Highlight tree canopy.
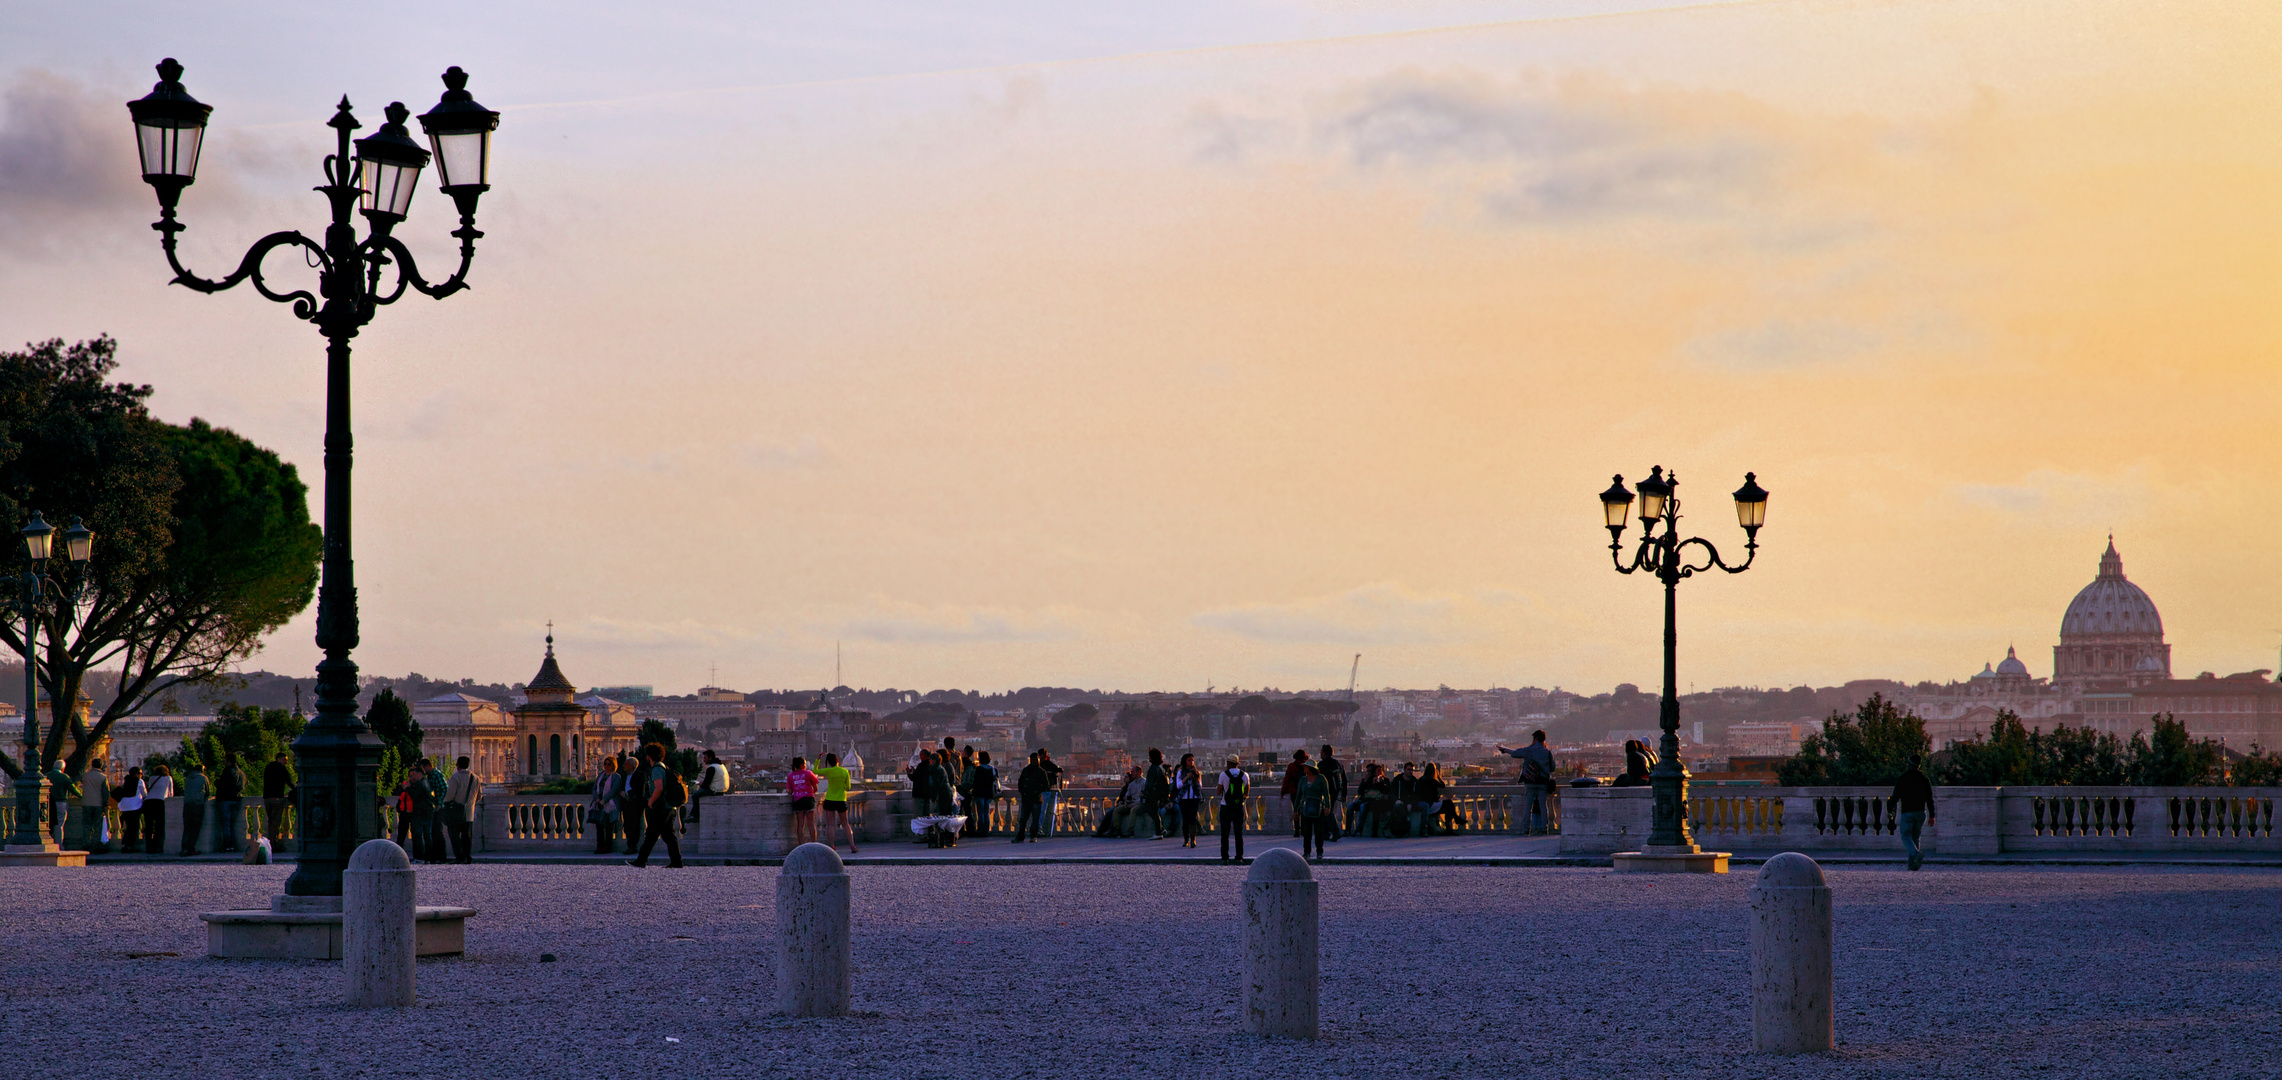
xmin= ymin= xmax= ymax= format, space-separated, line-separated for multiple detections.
xmin=1776 ymin=693 xmax=1930 ymax=786
xmin=364 ymin=688 xmax=422 ymax=766
xmin=0 ymin=337 xmax=321 ymax=779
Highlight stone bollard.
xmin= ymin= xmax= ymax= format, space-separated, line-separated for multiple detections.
xmin=1749 ymin=852 xmax=1833 ymax=1054
xmin=344 ymin=839 xmax=418 ymax=1008
xmin=775 ymin=842 xmax=852 ymax=1016
xmin=1241 ymin=847 xmax=1318 ymax=1039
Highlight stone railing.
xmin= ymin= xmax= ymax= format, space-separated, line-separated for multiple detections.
xmin=6 ymin=797 xmax=301 ymax=854
xmin=1559 ymin=785 xmax=2282 ymax=855
xmin=471 ymin=785 xmax=1536 ymax=857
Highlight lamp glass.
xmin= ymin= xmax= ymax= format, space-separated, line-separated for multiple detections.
xmin=1639 ymin=488 xmax=1667 ymax=522
xmin=1731 ymin=472 xmax=1769 ymax=529
xmin=358 ymin=157 xmax=422 ymax=219
xmin=62 ymin=519 xmax=93 ymax=563
xmin=429 ymin=129 xmax=490 ymax=191
xmin=21 ymin=519 xmax=53 ymax=562
xmin=135 ymin=120 xmax=203 ymax=180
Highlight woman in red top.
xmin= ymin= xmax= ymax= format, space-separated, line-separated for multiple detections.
xmin=785 ymin=757 xmax=822 ymax=846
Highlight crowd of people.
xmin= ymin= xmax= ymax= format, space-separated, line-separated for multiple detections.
xmin=388 ymin=755 xmax=482 ymax=864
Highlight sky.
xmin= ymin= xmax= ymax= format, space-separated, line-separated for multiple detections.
xmin=1 ymin=1 xmax=2277 ymax=697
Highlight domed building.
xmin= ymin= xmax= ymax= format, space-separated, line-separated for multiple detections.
xmin=2052 ymin=538 xmax=2170 ymax=689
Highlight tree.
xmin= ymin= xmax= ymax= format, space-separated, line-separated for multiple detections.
xmin=1777 ymin=694 xmax=1929 ymax=786
xmin=364 ymin=688 xmax=422 ymax=766
xmin=2128 ymin=714 xmax=2224 ymax=786
xmin=638 ymin=717 xmax=677 ymax=752
xmin=0 ymin=337 xmax=321 ymax=780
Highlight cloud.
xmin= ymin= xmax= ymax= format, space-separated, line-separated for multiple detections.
xmin=836 ymin=602 xmax=1081 ymax=644
xmin=0 ymin=71 xmax=149 ymax=250
xmin=1317 ymin=70 xmax=1784 ymax=223
xmin=1948 ymin=468 xmax=2152 ymax=524
xmin=1191 ymin=583 xmax=1478 ymax=646
xmin=739 ymin=435 xmax=832 ymax=469
xmin=556 ymin=616 xmax=761 ymax=651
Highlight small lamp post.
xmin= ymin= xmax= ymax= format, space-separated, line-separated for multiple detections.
xmin=8 ymin=513 xmax=94 ymax=852
xmin=1601 ymin=468 xmax=1768 ymax=857
xmin=128 ymin=59 xmax=500 ymax=897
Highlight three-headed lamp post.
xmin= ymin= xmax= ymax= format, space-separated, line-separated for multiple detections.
xmin=8 ymin=513 xmax=94 ymax=852
xmin=1599 ymin=467 xmax=1769 ymax=853
xmin=127 ymin=59 xmax=499 ymax=895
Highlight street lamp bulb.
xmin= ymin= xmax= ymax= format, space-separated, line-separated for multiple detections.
xmin=19 ymin=511 xmax=53 ymax=563
xmin=1636 ymin=467 xmax=1671 ymax=523
xmin=417 ymin=66 xmax=500 ymax=216
xmin=61 ymin=517 xmax=93 ymax=563
xmin=353 ymin=102 xmax=431 ymax=223
xmin=126 ymin=58 xmax=212 ymax=210
xmin=1732 ymin=472 xmax=1769 ymax=532
xmin=1599 ymin=475 xmax=1634 ymax=532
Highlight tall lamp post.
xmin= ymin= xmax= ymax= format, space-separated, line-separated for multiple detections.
xmin=7 ymin=513 xmax=94 ymax=853
xmin=1600 ymin=467 xmax=1768 ymax=858
xmin=128 ymin=60 xmax=500 ymax=896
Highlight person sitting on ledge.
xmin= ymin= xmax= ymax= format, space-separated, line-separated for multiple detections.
xmin=1409 ymin=761 xmax=1450 ymax=838
xmin=1611 ymin=739 xmax=1655 ymax=788
xmin=1350 ymin=762 xmax=1393 ymax=837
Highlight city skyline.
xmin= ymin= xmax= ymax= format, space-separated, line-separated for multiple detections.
xmin=2 ymin=2 xmax=2277 ymax=695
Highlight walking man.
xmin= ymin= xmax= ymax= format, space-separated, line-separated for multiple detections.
xmin=1217 ymin=757 xmax=1250 ymax=863
xmin=444 ymin=755 xmax=480 ymax=863
xmin=1498 ymin=730 xmax=1558 ymax=835
xmin=261 ymin=751 xmax=294 ymax=842
xmin=1280 ymin=749 xmax=1310 ymax=837
xmin=1317 ymin=745 xmax=1347 ymax=841
xmin=1892 ymin=754 xmax=1936 ymax=871
xmin=629 ymin=743 xmax=686 ymax=868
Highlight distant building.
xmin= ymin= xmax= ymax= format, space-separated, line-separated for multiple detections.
xmin=502 ymin=635 xmax=642 ymax=784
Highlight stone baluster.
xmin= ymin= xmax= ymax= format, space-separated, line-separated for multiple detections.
xmin=777 ymin=842 xmax=852 ymax=1017
xmin=1749 ymin=852 xmax=1833 ymax=1054
xmin=1241 ymin=847 xmax=1317 ymax=1039
xmin=344 ymin=838 xmax=417 ymax=1008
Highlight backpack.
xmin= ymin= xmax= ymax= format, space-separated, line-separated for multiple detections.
xmin=660 ymin=768 xmax=689 ymax=808
xmin=1222 ymin=769 xmax=1249 ymax=804
xmin=1518 ymin=753 xmax=1551 ymax=786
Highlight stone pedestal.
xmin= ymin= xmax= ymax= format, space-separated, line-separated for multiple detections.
xmin=1612 ymin=844 xmax=1731 ymax=873
xmin=1749 ymin=853 xmax=1834 ymax=1054
xmin=775 ymin=843 xmax=852 ymax=1017
xmin=1 ymin=842 xmax=89 ymax=867
xmin=1241 ymin=848 xmax=1318 ymax=1039
xmin=344 ymin=839 xmax=417 ymax=1007
xmin=1557 ymin=786 xmax=1653 ymax=854
xmin=202 ymin=889 xmax=474 ymax=959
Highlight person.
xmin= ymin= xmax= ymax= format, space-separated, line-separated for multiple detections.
xmin=818 ymin=752 xmax=857 ymax=854
xmin=178 ymin=761 xmax=208 ymax=856
xmin=786 ymin=756 xmax=821 ymax=847
xmin=967 ymin=751 xmax=998 ymax=837
xmin=1098 ymin=766 xmax=1146 ymax=838
xmin=629 ymin=743 xmax=686 ymax=868
xmin=1611 ymin=740 xmax=1654 ymax=787
xmin=417 ymin=757 xmax=448 ymax=863
xmin=390 ymin=769 xmax=414 ymax=847
xmin=956 ymin=746 xmax=980 ymax=835
xmin=1893 ymin=753 xmax=1936 ymax=871
xmin=1418 ymin=762 xmax=1460 ymax=835
xmin=144 ymin=764 xmax=174 ymax=854
xmin=1389 ymin=762 xmax=1423 ymax=837
xmin=45 ymin=761 xmax=77 ymax=852
xmin=1013 ymin=750 xmax=1050 ymax=844
xmin=618 ymin=751 xmax=648 ymax=855
xmin=403 ymin=761 xmax=440 ymax=863
xmin=79 ymin=759 xmax=112 ymax=853
xmin=1352 ymin=762 xmax=1394 ymax=837
xmin=1280 ymin=750 xmax=1310 ymax=837
xmin=1174 ymin=753 xmax=1203 ymax=848
xmin=694 ymin=749 xmax=731 ymax=823
xmin=590 ymin=756 xmax=623 ymax=854
xmin=1034 ymin=749 xmax=1063 ymax=838
xmin=1498 ymin=730 xmax=1558 ymax=835
xmin=116 ymin=766 xmax=147 ymax=853
xmin=262 ymin=751 xmax=294 ymax=842
xmin=1296 ymin=761 xmax=1333 ymax=861
xmin=444 ymin=755 xmax=479 ymax=863
xmin=1217 ymin=757 xmax=1250 ymax=863
xmin=212 ymin=760 xmax=242 ymax=853
xmin=1317 ymin=745 xmax=1347 ymax=842
xmin=909 ymin=749 xmax=953 ymax=817
xmin=1142 ymin=748 xmax=1172 ymax=840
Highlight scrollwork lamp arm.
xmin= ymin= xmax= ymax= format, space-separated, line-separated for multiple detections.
xmin=155 ymin=219 xmax=329 ymax=319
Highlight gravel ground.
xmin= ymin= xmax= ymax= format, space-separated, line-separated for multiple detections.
xmin=4 ymin=862 xmax=2277 ymax=1079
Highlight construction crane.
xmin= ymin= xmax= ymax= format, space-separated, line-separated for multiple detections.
xmin=1347 ymin=654 xmax=1362 ymax=701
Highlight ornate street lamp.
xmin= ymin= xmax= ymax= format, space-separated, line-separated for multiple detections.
xmin=128 ymin=60 xmax=500 ymax=896
xmin=1601 ymin=467 xmax=1767 ymax=856
xmin=8 ymin=513 xmax=94 ymax=852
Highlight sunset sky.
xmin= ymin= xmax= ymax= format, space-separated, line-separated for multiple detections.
xmin=1 ymin=1 xmax=2276 ymax=696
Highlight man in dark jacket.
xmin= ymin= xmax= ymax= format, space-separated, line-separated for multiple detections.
xmin=261 ymin=751 xmax=294 ymax=842
xmin=1317 ymin=745 xmax=1347 ymax=841
xmin=1142 ymin=749 xmax=1172 ymax=839
xmin=213 ymin=762 xmax=243 ymax=853
xmin=1892 ymin=755 xmax=1936 ymax=871
xmin=1013 ymin=751 xmax=1051 ymax=843
xmin=1281 ymin=750 xmax=1310 ymax=836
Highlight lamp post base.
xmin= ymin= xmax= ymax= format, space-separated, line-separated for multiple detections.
xmin=1612 ymin=848 xmax=1729 ymax=874
xmin=1 ymin=843 xmax=89 ymax=867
